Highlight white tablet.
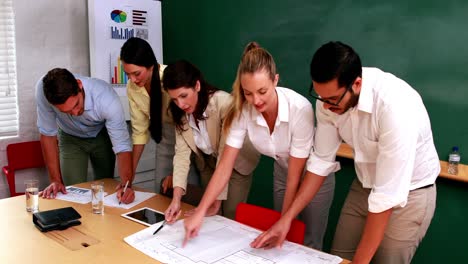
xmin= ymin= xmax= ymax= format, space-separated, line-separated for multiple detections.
xmin=121 ymin=207 xmax=165 ymax=226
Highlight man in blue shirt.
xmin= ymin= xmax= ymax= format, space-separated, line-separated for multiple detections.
xmin=36 ymin=68 xmax=135 ymax=203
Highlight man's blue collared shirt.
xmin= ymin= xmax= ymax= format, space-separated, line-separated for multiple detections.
xmin=36 ymin=75 xmax=132 ymax=154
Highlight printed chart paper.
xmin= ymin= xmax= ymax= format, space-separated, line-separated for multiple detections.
xmin=55 ymin=186 xmax=107 ymax=204
xmin=125 ymin=215 xmax=343 ymax=264
xmin=104 ymin=191 xmax=155 ymax=209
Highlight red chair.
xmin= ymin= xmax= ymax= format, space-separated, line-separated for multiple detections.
xmin=2 ymin=141 xmax=45 ymax=197
xmin=235 ymin=202 xmax=306 ymax=244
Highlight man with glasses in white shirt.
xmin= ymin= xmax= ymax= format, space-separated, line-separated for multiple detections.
xmin=252 ymin=41 xmax=439 ymax=264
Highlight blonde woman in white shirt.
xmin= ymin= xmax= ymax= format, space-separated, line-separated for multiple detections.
xmin=183 ymin=42 xmax=335 ymax=249
xmin=162 ymin=60 xmax=260 ymax=222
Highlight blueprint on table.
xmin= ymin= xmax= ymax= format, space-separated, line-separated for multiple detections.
xmin=124 ymin=215 xmax=343 ymax=264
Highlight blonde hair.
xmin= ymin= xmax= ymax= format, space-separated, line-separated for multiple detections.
xmin=223 ymin=42 xmax=277 ymax=135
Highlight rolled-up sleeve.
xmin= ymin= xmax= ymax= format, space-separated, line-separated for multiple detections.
xmin=368 ymin=100 xmax=417 ymax=213
xmin=289 ymin=102 xmax=314 ymax=158
xmin=101 ymin=93 xmax=132 ymax=154
xmin=225 ymin=112 xmax=247 ymax=149
xmin=306 ymin=102 xmax=341 ymax=176
xmin=36 ymin=77 xmax=59 ymax=136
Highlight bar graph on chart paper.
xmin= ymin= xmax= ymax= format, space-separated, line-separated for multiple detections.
xmin=111 ymin=26 xmax=134 ymax=40
xmin=110 ymin=51 xmax=127 ymax=85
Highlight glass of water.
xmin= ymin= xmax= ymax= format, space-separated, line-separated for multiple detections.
xmin=25 ymin=179 xmax=39 ymax=213
xmin=91 ymin=182 xmax=104 ymax=214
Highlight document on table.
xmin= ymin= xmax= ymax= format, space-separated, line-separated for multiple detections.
xmin=103 ymin=191 xmax=155 ymax=209
xmin=55 ymin=186 xmax=107 ymax=204
xmin=124 ymin=215 xmax=343 ymax=264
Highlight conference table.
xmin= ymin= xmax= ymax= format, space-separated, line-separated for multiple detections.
xmin=0 ymin=178 xmax=349 ymax=263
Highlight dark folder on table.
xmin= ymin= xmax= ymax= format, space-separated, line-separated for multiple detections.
xmin=33 ymin=207 xmax=81 ymax=232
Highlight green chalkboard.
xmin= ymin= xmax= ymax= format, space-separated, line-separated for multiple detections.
xmin=163 ymin=0 xmax=468 ymax=160
xmin=162 ymin=1 xmax=468 ymax=262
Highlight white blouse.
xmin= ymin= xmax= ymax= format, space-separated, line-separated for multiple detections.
xmin=188 ymin=112 xmax=213 ymax=155
xmin=226 ymin=87 xmax=314 ymax=169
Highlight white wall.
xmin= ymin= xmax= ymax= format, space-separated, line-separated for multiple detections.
xmin=0 ymin=0 xmax=89 ymax=198
xmin=0 ymin=0 xmax=157 ymax=198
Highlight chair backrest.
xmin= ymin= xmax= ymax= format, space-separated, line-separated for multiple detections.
xmin=235 ymin=202 xmax=306 ymax=245
xmin=3 ymin=141 xmax=45 ymax=196
xmin=6 ymin=141 xmax=44 ymax=170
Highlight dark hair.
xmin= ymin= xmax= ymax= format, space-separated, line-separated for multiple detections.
xmin=310 ymin=41 xmax=362 ymax=87
xmin=43 ymin=68 xmax=80 ymax=105
xmin=120 ymin=37 xmax=162 ymax=143
xmin=162 ymin=60 xmax=219 ymax=131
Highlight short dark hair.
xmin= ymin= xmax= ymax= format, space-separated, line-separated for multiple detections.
xmin=310 ymin=41 xmax=362 ymax=87
xmin=120 ymin=37 xmax=162 ymax=143
xmin=43 ymin=68 xmax=80 ymax=105
xmin=163 ymin=60 xmax=218 ymax=132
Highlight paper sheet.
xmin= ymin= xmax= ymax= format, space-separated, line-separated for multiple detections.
xmin=103 ymin=191 xmax=155 ymax=209
xmin=55 ymin=186 xmax=107 ymax=204
xmin=124 ymin=215 xmax=343 ymax=264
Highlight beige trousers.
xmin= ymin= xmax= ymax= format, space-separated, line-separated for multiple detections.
xmin=331 ymin=179 xmax=436 ymax=264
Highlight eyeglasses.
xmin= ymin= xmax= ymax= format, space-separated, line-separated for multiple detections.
xmin=308 ymin=82 xmax=352 ymax=107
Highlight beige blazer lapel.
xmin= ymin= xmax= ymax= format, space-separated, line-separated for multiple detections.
xmin=181 ymin=91 xmax=231 ymax=160
xmin=205 ymin=102 xmax=221 ymax=155
xmin=180 ymin=118 xmax=200 ymax=156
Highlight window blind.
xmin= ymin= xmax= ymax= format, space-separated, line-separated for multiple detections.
xmin=0 ymin=0 xmax=18 ymax=137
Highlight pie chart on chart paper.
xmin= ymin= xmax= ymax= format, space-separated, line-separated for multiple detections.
xmin=111 ymin=10 xmax=127 ymax=23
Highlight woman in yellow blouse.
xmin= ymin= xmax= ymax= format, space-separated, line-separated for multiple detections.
xmin=162 ymin=60 xmax=259 ymax=221
xmin=120 ymin=37 xmax=199 ymax=192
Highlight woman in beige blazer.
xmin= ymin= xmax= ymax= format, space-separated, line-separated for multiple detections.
xmin=162 ymin=60 xmax=259 ymax=222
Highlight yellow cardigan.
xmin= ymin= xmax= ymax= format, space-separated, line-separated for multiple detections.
xmin=127 ymin=64 xmax=170 ymax=145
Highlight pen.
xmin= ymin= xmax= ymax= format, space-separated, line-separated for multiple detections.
xmin=119 ymin=180 xmax=129 ymax=205
xmin=153 ymin=220 xmax=166 ymax=235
